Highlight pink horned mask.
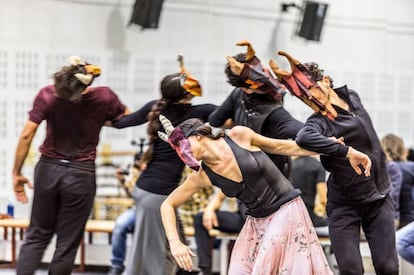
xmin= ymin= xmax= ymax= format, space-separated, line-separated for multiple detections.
xmin=268 ymin=51 xmax=337 ymax=120
xmin=158 ymin=115 xmax=200 ymax=171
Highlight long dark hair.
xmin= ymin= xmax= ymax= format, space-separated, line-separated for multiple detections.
xmin=146 ymin=73 xmax=189 ymax=159
xmin=54 ymin=65 xmax=88 ymax=101
xmin=303 ymin=62 xmax=334 ymax=88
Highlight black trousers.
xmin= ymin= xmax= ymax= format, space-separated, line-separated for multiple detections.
xmin=193 ymin=210 xmax=245 ymax=270
xmin=327 ymin=196 xmax=399 ymax=275
xmin=16 ymin=157 xmax=96 ymax=275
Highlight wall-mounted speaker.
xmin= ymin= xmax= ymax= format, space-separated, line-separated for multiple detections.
xmin=297 ymin=1 xmax=329 ymax=41
xmin=129 ymin=0 xmax=164 ymax=29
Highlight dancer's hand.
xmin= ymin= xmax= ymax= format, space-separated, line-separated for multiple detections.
xmin=346 ymin=147 xmax=371 ymax=177
xmin=13 ymin=174 xmax=33 ymax=204
xmin=329 ymin=136 xmax=344 ymax=145
xmin=169 ymin=239 xmax=196 ymax=272
xmin=203 ymin=208 xmax=219 ymax=231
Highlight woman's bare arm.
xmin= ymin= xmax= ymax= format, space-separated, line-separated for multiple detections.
xmin=160 ymin=171 xmax=212 ymax=271
xmin=229 ymin=126 xmax=371 ymax=177
xmin=230 ymin=126 xmax=315 ymax=156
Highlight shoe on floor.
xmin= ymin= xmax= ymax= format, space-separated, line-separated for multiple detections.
xmin=107 ymin=266 xmax=124 ymax=275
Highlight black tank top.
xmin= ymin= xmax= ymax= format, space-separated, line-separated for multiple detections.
xmin=201 ymin=136 xmax=301 ymax=218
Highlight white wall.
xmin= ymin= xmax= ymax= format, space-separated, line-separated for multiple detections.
xmin=1 ymin=0 xmax=414 ymax=211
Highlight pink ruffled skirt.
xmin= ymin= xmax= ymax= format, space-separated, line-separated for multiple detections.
xmin=228 ymin=197 xmax=333 ymax=275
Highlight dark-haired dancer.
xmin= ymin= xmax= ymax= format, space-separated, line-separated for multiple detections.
xmin=209 ymin=40 xmax=303 ymax=177
xmin=158 ymin=116 xmax=371 ymax=274
xmin=197 ymin=41 xmax=304 ymax=274
xmin=111 ymin=56 xmax=216 ymax=275
xmin=270 ymin=52 xmax=399 ymax=275
xmin=12 ymin=56 xmax=129 ymax=275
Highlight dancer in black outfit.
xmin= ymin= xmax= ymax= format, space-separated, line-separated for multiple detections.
xmin=270 ymin=51 xmax=399 ymax=275
xmin=111 ymin=56 xmax=216 ymax=275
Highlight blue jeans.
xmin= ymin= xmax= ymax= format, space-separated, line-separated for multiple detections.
xmin=396 ymin=221 xmax=414 ymax=265
xmin=110 ymin=208 xmax=136 ymax=271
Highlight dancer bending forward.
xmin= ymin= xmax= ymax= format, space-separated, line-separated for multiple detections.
xmin=159 ymin=116 xmax=371 ymax=275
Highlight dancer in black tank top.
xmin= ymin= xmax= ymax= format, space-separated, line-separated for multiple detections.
xmin=158 ymin=117 xmax=371 ymax=274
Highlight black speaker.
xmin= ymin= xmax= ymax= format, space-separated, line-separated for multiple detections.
xmin=129 ymin=0 xmax=164 ymax=29
xmin=297 ymin=1 xmax=329 ymax=41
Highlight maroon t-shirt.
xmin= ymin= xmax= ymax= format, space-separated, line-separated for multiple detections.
xmin=29 ymin=85 xmax=126 ymax=161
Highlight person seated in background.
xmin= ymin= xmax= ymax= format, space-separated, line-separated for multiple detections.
xmin=381 ymin=133 xmax=414 ymax=229
xmin=178 ymin=167 xmax=214 ymax=232
xmin=407 ymin=148 xmax=414 ymax=162
xmin=108 ymin=151 xmax=148 ymax=275
xmin=381 ymin=134 xmax=414 ymax=266
xmin=380 ymin=134 xmax=403 ymax=227
xmin=175 ymin=166 xmax=215 ymax=275
xmin=192 ymin=189 xmax=246 ymax=275
xmin=290 ymin=155 xmax=328 ymax=228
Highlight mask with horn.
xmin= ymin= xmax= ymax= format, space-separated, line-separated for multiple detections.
xmin=158 ymin=115 xmax=200 ymax=171
xmin=268 ymin=51 xmax=337 ymax=120
xmin=68 ymin=56 xmax=101 ymax=86
xmin=178 ymin=55 xmax=202 ymax=97
xmin=225 ymin=40 xmax=286 ymax=102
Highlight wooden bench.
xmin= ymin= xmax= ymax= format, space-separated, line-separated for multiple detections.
xmin=93 ymin=197 xmax=134 ymax=220
xmin=0 ymin=219 xmax=336 ymax=273
xmin=0 ymin=218 xmax=114 ymax=271
xmin=78 ymin=220 xmax=115 ymax=271
xmin=0 ymin=218 xmax=29 ymax=267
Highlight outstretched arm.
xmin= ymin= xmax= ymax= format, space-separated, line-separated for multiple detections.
xmin=296 ymin=123 xmax=371 ymax=177
xmin=12 ymin=120 xmax=38 ymax=203
xmin=231 ymin=126 xmax=371 ymax=176
xmin=109 ymin=100 xmax=157 ymax=128
xmin=161 ymin=171 xmax=212 ymax=271
xmin=235 ymin=126 xmax=315 ymax=156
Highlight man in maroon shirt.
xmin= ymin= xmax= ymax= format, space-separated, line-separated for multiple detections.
xmin=12 ymin=56 xmax=129 ymax=275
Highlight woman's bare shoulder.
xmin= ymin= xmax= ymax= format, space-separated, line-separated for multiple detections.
xmin=227 ymin=126 xmax=255 ymax=148
xmin=228 ymin=125 xmax=254 ymax=137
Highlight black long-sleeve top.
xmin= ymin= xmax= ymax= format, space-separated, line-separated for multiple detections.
xmin=113 ymin=100 xmax=217 ymax=195
xmin=209 ymin=88 xmax=304 ymax=176
xmin=296 ymin=85 xmax=390 ymax=204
